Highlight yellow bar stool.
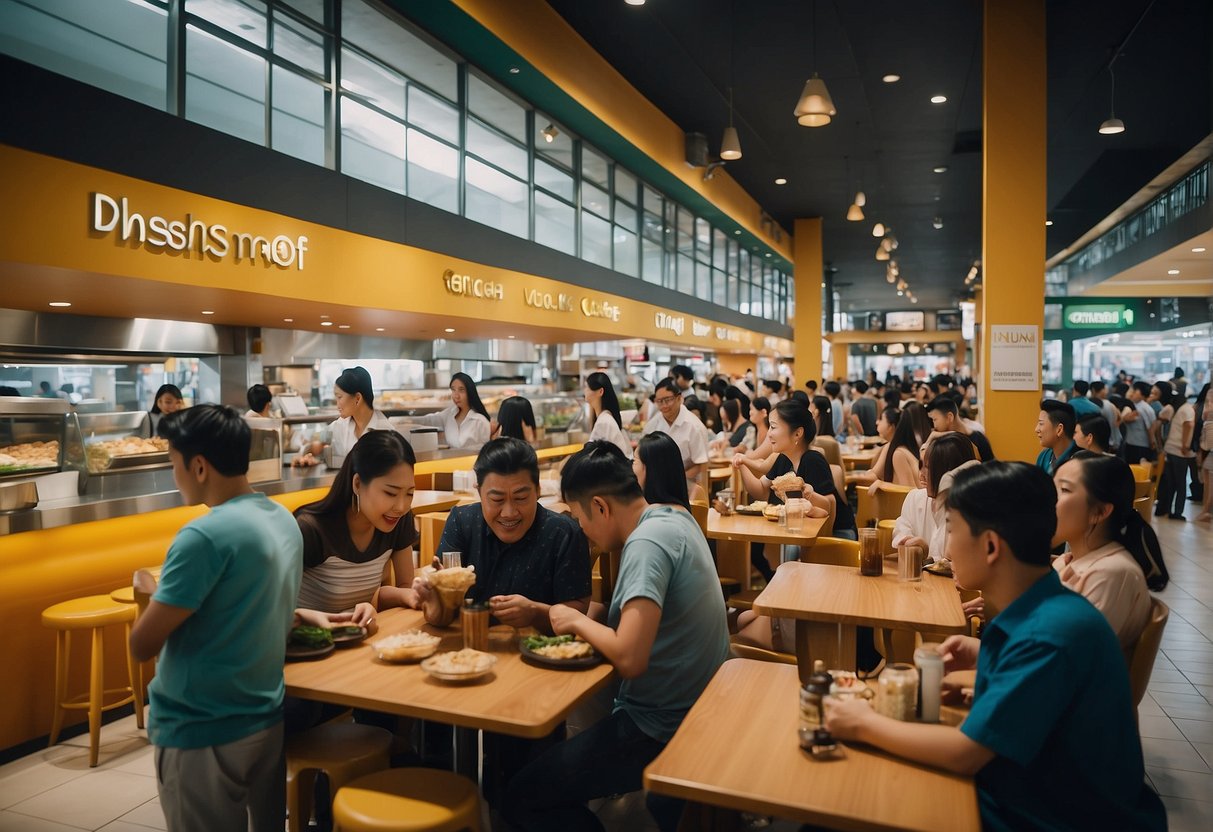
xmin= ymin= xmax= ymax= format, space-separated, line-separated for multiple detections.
xmin=287 ymin=723 xmax=393 ymax=832
xmin=40 ymin=595 xmax=138 ymax=767
xmin=332 ymin=768 xmax=483 ymax=832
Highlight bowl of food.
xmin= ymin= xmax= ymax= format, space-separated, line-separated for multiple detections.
xmin=420 ymin=648 xmax=497 ymax=682
xmin=372 ymin=629 xmax=442 ymax=662
xmin=286 ymin=625 xmax=335 ymax=660
xmin=421 ymin=565 xmax=477 ymax=627
xmin=763 ymin=505 xmax=784 ymax=523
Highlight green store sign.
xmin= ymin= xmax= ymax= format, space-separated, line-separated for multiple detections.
xmin=1063 ymin=304 xmax=1134 ymax=330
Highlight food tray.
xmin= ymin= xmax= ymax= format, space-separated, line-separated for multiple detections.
xmin=519 ymin=641 xmax=602 ymax=670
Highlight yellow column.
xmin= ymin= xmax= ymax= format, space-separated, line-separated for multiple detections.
xmin=793 ymin=218 xmax=825 ymax=387
xmin=981 ymin=0 xmax=1046 ymax=462
xmin=830 ymin=342 xmax=849 ymax=381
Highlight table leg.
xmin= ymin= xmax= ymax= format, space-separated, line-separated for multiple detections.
xmin=715 ymin=539 xmax=749 ymax=588
xmin=794 ymin=621 xmax=858 ymax=683
xmin=452 ymin=726 xmax=480 ymax=783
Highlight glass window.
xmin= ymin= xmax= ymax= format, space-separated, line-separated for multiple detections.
xmin=583 ymin=182 xmax=610 ymax=219
xmin=738 ymin=281 xmax=750 ymax=315
xmin=272 ymin=66 xmax=325 ymax=165
xmin=614 ymin=198 xmax=637 ymax=233
xmin=676 ymin=254 xmax=694 ymax=295
xmin=407 ymin=84 xmax=458 ymax=144
xmin=342 ymin=0 xmax=456 ymax=101
xmin=466 ymin=119 xmax=527 ymax=179
xmin=712 ymin=268 xmax=727 ymax=306
xmin=406 ymin=128 xmax=458 ymax=213
xmin=0 ymin=0 xmax=168 ymax=110
xmin=186 ymin=23 xmax=265 ymax=145
xmin=465 ymin=158 xmax=527 ymax=238
xmin=535 ymin=116 xmax=573 ymax=168
xmin=281 ymin=0 xmax=324 ymax=24
xmin=341 ymin=47 xmax=404 ymax=119
xmin=641 ymin=210 xmax=663 ymax=244
xmin=340 ymin=95 xmax=405 ymax=194
xmin=535 ymin=158 xmax=574 ymax=202
xmin=615 ymin=167 xmax=637 ymax=204
xmin=467 ymin=72 xmax=525 ymax=143
xmin=581 ymin=210 xmax=611 ymax=267
xmin=695 ymin=217 xmax=712 ymax=263
xmin=273 ymin=8 xmax=324 ymax=75
xmin=534 ymin=192 xmax=576 ymax=256
xmin=713 ymin=229 xmax=727 ymax=270
xmin=642 ymin=238 xmax=663 ymax=285
xmin=187 ymin=0 xmax=267 ymax=48
xmin=582 ymin=147 xmax=609 ymax=189
xmin=614 ymin=226 xmax=638 ymax=277
xmin=644 ymin=186 xmax=663 ymax=217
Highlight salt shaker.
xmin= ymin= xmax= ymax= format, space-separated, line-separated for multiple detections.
xmin=915 ymin=643 xmax=944 ymax=723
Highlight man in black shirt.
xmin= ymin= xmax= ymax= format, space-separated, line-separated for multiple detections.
xmin=416 ymin=438 xmax=590 ymax=632
xmin=926 ymin=396 xmax=996 ymax=462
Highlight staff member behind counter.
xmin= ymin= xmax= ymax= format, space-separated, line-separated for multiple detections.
xmin=149 ymin=384 xmax=185 ymax=435
xmin=294 ymin=366 xmax=393 ymax=467
xmin=413 ymin=372 xmax=492 ymax=449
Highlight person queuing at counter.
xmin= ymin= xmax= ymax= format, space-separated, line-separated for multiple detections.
xmin=148 ymin=383 xmax=185 ymax=435
xmin=416 ymin=437 xmax=590 ymax=631
xmin=1121 ymin=381 xmax=1158 ymax=464
xmin=130 ymin=405 xmax=303 ymax=832
xmin=585 ymin=371 xmax=633 ymax=459
xmin=1089 ymin=381 xmax=1122 ymax=453
xmin=634 ymin=432 xmax=706 ymax=506
xmin=245 ymin=383 xmax=273 ymax=419
xmin=853 ymin=407 xmax=921 ymax=489
xmin=1068 ymin=379 xmax=1102 ymax=417
xmin=414 ymin=371 xmax=491 ymax=449
xmin=1052 ymin=452 xmax=1168 ymax=654
xmin=1034 ymin=399 xmax=1078 ymax=476
xmin=927 ymin=395 xmax=995 ymax=461
xmin=293 ymin=366 xmax=392 ymax=467
xmin=641 ymin=378 xmax=709 ymax=483
xmin=1156 ymin=386 xmax=1196 ymax=520
xmin=825 ymin=463 xmax=1167 ymax=832
xmin=1074 ymin=413 xmax=1113 ymax=455
xmin=494 ymin=395 xmax=537 ymax=442
xmin=503 ymin=441 xmax=731 ymax=832
xmin=294 ymin=430 xmax=420 ymax=619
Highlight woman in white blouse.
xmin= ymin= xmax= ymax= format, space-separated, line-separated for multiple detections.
xmin=891 ymin=432 xmax=979 ymax=562
xmin=584 ymin=372 xmax=633 ymax=459
xmin=294 ymin=366 xmax=393 ymax=467
xmin=415 ymin=372 xmax=491 ymax=449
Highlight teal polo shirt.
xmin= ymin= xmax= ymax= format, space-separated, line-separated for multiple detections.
xmin=961 ymin=571 xmax=1165 ymax=832
xmin=1035 ymin=441 xmax=1078 ymax=475
xmin=1069 ymin=396 xmax=1102 ymax=417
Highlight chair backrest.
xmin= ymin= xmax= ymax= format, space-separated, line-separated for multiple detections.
xmin=1128 ymin=463 xmax=1151 ymax=483
xmin=729 ymin=640 xmax=797 ymax=665
xmin=689 ymin=500 xmax=709 ymax=536
xmin=1148 ymin=457 xmax=1166 ymax=501
xmin=813 ymin=437 xmax=843 ymax=468
xmin=1132 ymin=495 xmax=1151 ymax=522
xmin=873 ymin=484 xmax=914 ymax=522
xmin=829 ymin=464 xmax=845 ymax=503
xmin=1132 ymin=480 xmax=1152 ymax=501
xmin=1129 ymin=597 xmax=1169 ymax=707
xmin=876 ymin=519 xmax=897 ymax=555
xmin=801 ymin=536 xmax=860 ymax=567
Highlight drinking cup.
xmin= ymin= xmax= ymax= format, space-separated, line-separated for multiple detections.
xmin=442 ymin=551 xmax=462 ymax=570
xmin=898 ymin=544 xmax=924 ymax=582
xmin=859 ymin=528 xmax=882 ymax=576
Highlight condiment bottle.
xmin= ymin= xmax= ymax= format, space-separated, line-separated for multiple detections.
xmin=915 ymin=643 xmax=944 ymax=723
xmin=461 ymin=599 xmax=489 ymax=652
xmin=876 ymin=663 xmax=919 ymax=722
xmin=798 ymin=660 xmax=833 ymax=749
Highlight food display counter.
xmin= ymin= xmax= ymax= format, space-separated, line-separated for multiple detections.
xmin=0 ymin=396 xmax=88 ymax=502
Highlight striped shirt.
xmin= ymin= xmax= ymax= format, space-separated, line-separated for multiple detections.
xmin=295 ymin=510 xmax=416 ymax=613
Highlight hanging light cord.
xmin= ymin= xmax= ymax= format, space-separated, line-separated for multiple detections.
xmin=1098 ymin=1 xmax=1156 ymax=117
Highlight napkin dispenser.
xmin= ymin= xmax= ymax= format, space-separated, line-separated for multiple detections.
xmin=399 ymin=425 xmax=439 ymax=453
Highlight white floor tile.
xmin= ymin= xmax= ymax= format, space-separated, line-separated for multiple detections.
xmin=6 ymin=770 xmax=158 ymax=830
xmin=96 ymin=823 xmax=165 ymax=832
xmin=1142 ymin=737 xmax=1211 ymax=773
xmin=0 ymin=811 xmax=89 ymax=832
xmin=1138 ymin=714 xmax=1186 ymax=741
xmin=1149 ymin=766 xmax=1213 ymax=802
xmin=1175 ymin=718 xmax=1213 ymax=745
xmin=117 ymin=798 xmax=165 ymax=831
xmin=0 ymin=749 xmax=89 ymax=810
xmin=1159 ymin=796 xmax=1213 ymax=832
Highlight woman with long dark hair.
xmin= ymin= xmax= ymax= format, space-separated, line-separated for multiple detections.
xmin=149 ymin=383 xmax=185 ymax=434
xmin=294 ymin=430 xmax=420 ymax=621
xmin=710 ymin=398 xmax=756 ymax=455
xmin=495 ymin=396 xmax=536 ymax=442
xmin=584 ymin=372 xmax=632 ymax=458
xmin=902 ymin=400 xmax=932 ymax=447
xmin=416 ymin=371 xmax=491 ymax=448
xmin=1053 ymin=451 xmax=1168 ymax=652
xmin=634 ymin=432 xmax=704 ymax=508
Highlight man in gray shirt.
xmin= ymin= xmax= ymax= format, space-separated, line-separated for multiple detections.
xmin=850 ymin=380 xmax=879 ymax=437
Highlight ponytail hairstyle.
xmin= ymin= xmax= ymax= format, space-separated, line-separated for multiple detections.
xmin=752 ymin=396 xmax=772 ymax=429
xmin=1069 ymin=451 xmax=1168 ymax=590
xmin=724 ymin=385 xmax=751 ymax=420
xmin=296 ymin=430 xmax=416 ymax=519
xmin=881 ymin=407 xmax=921 ymax=482
xmin=773 ymin=399 xmax=816 ymax=447
xmin=901 ymin=400 xmax=932 ymax=446
xmin=810 ymin=395 xmax=833 ymax=437
xmin=451 ymin=372 xmax=489 ymax=421
xmin=721 ymin=399 xmax=742 ymax=430
xmin=585 ymin=371 xmax=623 ymax=429
xmin=335 ymin=366 xmax=375 ymax=407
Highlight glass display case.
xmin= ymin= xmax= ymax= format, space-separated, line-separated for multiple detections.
xmin=530 ymin=394 xmax=587 ymax=433
xmin=0 ymin=397 xmax=87 ymax=495
xmin=77 ymin=411 xmax=166 ymax=474
xmin=243 ymin=416 xmax=283 ymax=484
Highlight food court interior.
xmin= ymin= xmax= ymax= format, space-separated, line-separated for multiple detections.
xmin=0 ymin=1 xmax=1211 ymax=831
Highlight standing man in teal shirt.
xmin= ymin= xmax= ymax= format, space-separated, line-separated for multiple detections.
xmin=503 ymin=441 xmax=730 ymax=832
xmin=826 ymin=462 xmax=1165 ymax=831
xmin=131 ymin=405 xmax=303 ymax=832
xmin=1034 ymin=399 xmax=1079 ymax=475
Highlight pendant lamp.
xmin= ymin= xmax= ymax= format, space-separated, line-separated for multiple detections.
xmin=847 ymin=203 xmax=864 ymax=221
xmin=721 ymin=87 xmax=742 ymax=159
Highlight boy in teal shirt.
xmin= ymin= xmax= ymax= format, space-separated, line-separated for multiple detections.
xmin=131 ymin=405 xmax=303 ymax=832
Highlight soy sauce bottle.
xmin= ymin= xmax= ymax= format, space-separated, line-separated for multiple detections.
xmin=798 ymin=660 xmax=833 ymax=749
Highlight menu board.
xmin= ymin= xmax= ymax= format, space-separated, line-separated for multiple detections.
xmin=936 ymin=310 xmax=961 ymax=331
xmin=885 ymin=311 xmax=925 ymax=331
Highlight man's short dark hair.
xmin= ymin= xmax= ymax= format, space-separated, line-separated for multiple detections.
xmin=925 ymin=397 xmax=959 ymax=418
xmin=247 ymin=384 xmax=272 ymax=414
xmin=854 ymin=380 xmax=869 ymax=394
xmin=1132 ymin=381 xmax=1152 ymax=397
xmin=946 ymin=461 xmax=1056 ymax=566
xmin=654 ymin=377 xmax=680 ymax=398
xmin=669 ymin=364 xmax=693 ymax=383
xmin=1077 ymin=413 xmax=1111 ymax=449
xmin=1072 ymin=379 xmax=1089 ymax=397
xmin=1090 ymin=381 xmax=1106 ymax=394
xmin=824 ymin=381 xmax=841 ymax=398
xmin=1040 ymin=399 xmax=1076 ymax=438
xmin=561 ymin=440 xmax=644 ymax=510
xmin=708 ymin=378 xmax=728 ymax=399
xmin=805 ymin=380 xmax=818 ymax=391
xmin=789 ymin=390 xmax=809 ymax=405
xmin=158 ymin=404 xmax=250 ymax=477
xmin=764 ymin=379 xmax=783 ymax=394
xmin=473 ymin=437 xmax=539 ymax=487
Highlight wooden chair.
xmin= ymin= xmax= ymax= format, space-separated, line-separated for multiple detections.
xmin=855 ymin=483 xmax=914 ymax=530
xmin=1129 ymin=597 xmax=1170 ymax=707
xmin=729 ymin=640 xmax=797 ymax=665
xmin=1148 ymin=456 xmax=1166 ymax=502
xmin=1129 ymin=463 xmax=1151 ymax=483
xmin=813 ymin=437 xmax=843 ymax=468
xmin=1132 ymin=480 xmax=1153 ymax=522
xmin=876 ymin=519 xmax=897 ymax=555
xmin=726 ymin=537 xmax=859 ymax=613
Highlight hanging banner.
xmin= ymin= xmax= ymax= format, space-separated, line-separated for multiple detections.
xmin=989 ymin=324 xmax=1040 ymax=391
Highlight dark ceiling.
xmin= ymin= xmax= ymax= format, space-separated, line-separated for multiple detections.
xmin=545 ymin=0 xmax=1212 ymax=313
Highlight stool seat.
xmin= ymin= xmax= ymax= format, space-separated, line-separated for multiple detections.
xmin=286 ymin=723 xmax=393 ymax=832
xmin=333 ymin=768 xmax=482 ymax=832
xmin=42 ymin=596 xmax=135 ymax=629
xmin=110 ymin=586 xmax=136 ymax=604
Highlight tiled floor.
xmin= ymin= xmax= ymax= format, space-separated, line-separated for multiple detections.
xmin=1 ymin=507 xmax=1209 ymax=831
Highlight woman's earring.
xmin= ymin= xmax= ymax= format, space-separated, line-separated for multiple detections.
xmin=353 ymin=491 xmax=361 ymax=514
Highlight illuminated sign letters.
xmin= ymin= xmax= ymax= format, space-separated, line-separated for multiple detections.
xmin=443 ymin=269 xmax=503 ymax=300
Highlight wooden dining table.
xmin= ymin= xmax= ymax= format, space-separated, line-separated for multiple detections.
xmin=841 ymin=446 xmax=881 ymax=470
xmin=644 ymin=659 xmax=980 ymax=832
xmin=752 ymin=561 xmax=967 ymax=681
xmin=284 ymin=607 xmax=615 ymax=778
xmin=706 ymin=509 xmax=826 ymax=587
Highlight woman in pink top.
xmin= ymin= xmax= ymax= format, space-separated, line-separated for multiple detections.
xmin=1053 ymin=451 xmax=1169 ymax=654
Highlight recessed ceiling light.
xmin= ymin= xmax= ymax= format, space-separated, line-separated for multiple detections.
xmin=933 ymin=166 xmax=948 ymax=174
xmin=626 ymin=0 xmax=646 ymax=5
xmin=283 ymin=318 xmax=293 ymax=322
xmin=1045 ymin=220 xmax=1053 ymax=226
xmin=508 ymin=335 xmax=516 ymax=339
xmin=321 ymin=321 xmax=333 ymax=327
xmin=1167 ymin=269 xmax=1180 ymax=275
xmin=375 ymin=327 xmax=385 ymax=332
xmin=764 ymin=253 xmax=772 ymax=258
xmin=48 ymin=301 xmax=71 ymax=307
xmin=774 ymin=178 xmax=787 ymax=185
xmin=882 ymin=74 xmax=901 ymax=83
xmin=508 ymin=67 xmax=520 ymax=74
xmin=444 ymin=327 xmax=456 ymax=333
xmin=338 ymin=324 xmax=350 ymax=329
xmin=734 ymin=230 xmax=741 ymax=235
xmin=319 ymin=314 xmax=330 ymax=319
xmin=1193 ymin=247 xmax=1206 ymax=253
xmin=930 ymin=95 xmax=947 ymax=104
xmin=201 ymin=310 xmax=214 ymax=315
